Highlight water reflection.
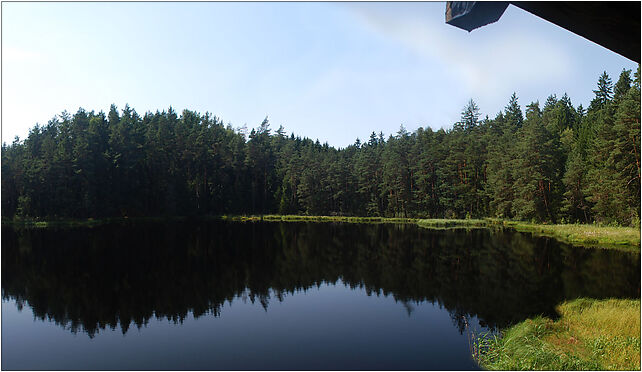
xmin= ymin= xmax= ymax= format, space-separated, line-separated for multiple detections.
xmin=2 ymin=221 xmax=639 ymax=338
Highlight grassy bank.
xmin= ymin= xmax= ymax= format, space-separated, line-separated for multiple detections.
xmin=488 ymin=219 xmax=641 ymax=249
xmin=475 ymin=298 xmax=641 ymax=370
xmin=2 ymin=215 xmax=418 ymax=227
xmin=221 ymin=214 xmax=418 ymax=224
xmin=416 ymin=218 xmax=487 ymax=229
xmin=415 ymin=218 xmax=640 ymax=249
xmin=2 ymin=217 xmax=117 ymax=228
xmin=1 ymin=216 xmax=189 ymax=228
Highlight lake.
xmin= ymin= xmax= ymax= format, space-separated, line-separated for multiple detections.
xmin=2 ymin=221 xmax=639 ymax=370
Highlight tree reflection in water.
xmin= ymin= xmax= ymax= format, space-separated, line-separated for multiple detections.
xmin=2 ymin=221 xmax=639 ymax=338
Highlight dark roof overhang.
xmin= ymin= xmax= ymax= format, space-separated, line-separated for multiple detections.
xmin=445 ymin=1 xmax=641 ymax=63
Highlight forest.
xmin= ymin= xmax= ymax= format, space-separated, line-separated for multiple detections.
xmin=1 ymin=67 xmax=640 ymax=225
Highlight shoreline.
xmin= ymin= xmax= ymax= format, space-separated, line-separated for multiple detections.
xmin=2 ymin=215 xmax=640 ymax=250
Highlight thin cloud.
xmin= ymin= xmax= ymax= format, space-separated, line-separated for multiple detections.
xmin=347 ymin=3 xmax=573 ymax=112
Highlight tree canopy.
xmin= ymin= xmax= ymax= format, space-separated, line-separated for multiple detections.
xmin=2 ymin=67 xmax=640 ymax=225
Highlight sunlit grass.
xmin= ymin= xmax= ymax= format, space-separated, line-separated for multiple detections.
xmin=491 ymin=219 xmax=641 ymax=249
xmin=476 ymin=298 xmax=641 ymax=370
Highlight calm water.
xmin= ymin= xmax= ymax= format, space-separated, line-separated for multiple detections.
xmin=2 ymin=221 xmax=640 ymax=370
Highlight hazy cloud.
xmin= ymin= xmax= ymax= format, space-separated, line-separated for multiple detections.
xmin=346 ymin=3 xmax=573 ymax=113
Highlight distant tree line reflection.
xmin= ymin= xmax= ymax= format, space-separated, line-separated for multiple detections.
xmin=2 ymin=222 xmax=639 ymax=337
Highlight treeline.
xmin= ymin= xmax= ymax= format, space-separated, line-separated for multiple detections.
xmin=2 ymin=68 xmax=640 ymax=225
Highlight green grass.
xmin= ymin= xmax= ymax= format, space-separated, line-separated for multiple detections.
xmin=416 ymin=218 xmax=487 ymax=229
xmin=415 ymin=218 xmax=639 ymax=249
xmin=475 ymin=298 xmax=641 ymax=370
xmin=489 ymin=219 xmax=641 ymax=249
xmin=4 ymin=214 xmax=417 ymax=227
xmin=220 ymin=214 xmax=418 ymax=224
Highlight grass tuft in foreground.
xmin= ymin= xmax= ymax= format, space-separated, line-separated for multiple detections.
xmin=476 ymin=298 xmax=641 ymax=370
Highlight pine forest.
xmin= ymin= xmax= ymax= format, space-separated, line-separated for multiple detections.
xmin=2 ymin=68 xmax=640 ymax=226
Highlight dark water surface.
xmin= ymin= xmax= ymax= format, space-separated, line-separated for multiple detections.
xmin=2 ymin=221 xmax=639 ymax=370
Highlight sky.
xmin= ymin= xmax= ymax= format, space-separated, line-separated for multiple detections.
xmin=2 ymin=2 xmax=638 ymax=148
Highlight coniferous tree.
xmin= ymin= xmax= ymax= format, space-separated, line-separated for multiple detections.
xmin=486 ymin=112 xmax=517 ymax=218
xmin=355 ymin=132 xmax=385 ymax=216
xmin=511 ymin=102 xmax=563 ymax=222
xmin=504 ymin=93 xmax=524 ymax=130
xmin=614 ymin=69 xmax=633 ymax=101
xmin=583 ymin=71 xmax=630 ymax=224
xmin=590 ymin=71 xmax=614 ymax=110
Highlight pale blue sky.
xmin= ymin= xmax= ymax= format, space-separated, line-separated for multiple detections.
xmin=2 ymin=2 xmax=638 ymax=147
